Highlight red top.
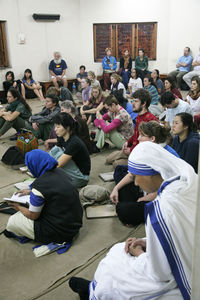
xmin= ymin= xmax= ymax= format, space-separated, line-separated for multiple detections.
xmin=171 ymin=88 xmax=183 ymax=100
xmin=164 ymin=88 xmax=182 ymax=99
xmin=127 ymin=111 xmax=158 ymax=151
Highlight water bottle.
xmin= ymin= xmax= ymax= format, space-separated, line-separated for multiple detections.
xmin=72 ymin=82 xmax=76 ymax=94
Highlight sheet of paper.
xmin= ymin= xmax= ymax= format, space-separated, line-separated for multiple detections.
xmin=4 ymin=193 xmax=30 ymax=204
xmin=99 ymin=171 xmax=114 ymax=182
xmin=14 ymin=180 xmax=34 ymax=190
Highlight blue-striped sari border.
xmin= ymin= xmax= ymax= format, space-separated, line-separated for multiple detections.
xmin=146 ymin=200 xmax=191 ymax=300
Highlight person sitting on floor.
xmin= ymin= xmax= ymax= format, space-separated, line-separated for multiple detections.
xmin=22 ymin=69 xmax=44 ymax=101
xmin=87 ymin=71 xmax=100 ymax=88
xmin=151 ymin=69 xmax=164 ymax=95
xmin=102 ymin=47 xmax=117 ymax=90
xmin=127 ymin=68 xmax=143 ymax=98
xmin=5 ymin=149 xmax=83 ymax=244
xmin=69 ymin=142 xmax=197 ymax=300
xmin=3 ymin=71 xmax=25 ymax=102
xmin=81 ymin=78 xmax=91 ymax=104
xmin=44 ymin=101 xmax=92 ymax=154
xmin=77 ymin=65 xmax=88 ymax=91
xmin=172 ymin=112 xmax=199 ymax=173
xmin=94 ymin=95 xmax=134 ymax=150
xmin=29 ymin=94 xmax=60 ymax=141
xmin=119 ymin=49 xmax=132 ymax=89
xmin=106 ymin=89 xmax=158 ymax=168
xmin=46 ymin=86 xmax=74 ymax=102
xmin=186 ymin=76 xmax=200 ymax=127
xmin=49 ymin=112 xmax=91 ymax=188
xmin=111 ymin=121 xmax=179 ymax=227
xmin=164 ymin=77 xmax=183 ymax=99
xmin=49 ymin=51 xmax=68 ymax=88
xmin=143 ymin=75 xmax=159 ymax=105
xmin=111 ymin=89 xmax=137 ymax=124
xmin=0 ymin=88 xmax=32 ymax=138
xmin=80 ymin=85 xmax=105 ymax=126
xmin=160 ymin=91 xmax=193 ymax=127
xmin=110 ymin=73 xmax=126 ymax=99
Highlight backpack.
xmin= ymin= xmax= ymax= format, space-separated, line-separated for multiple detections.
xmin=1 ymin=146 xmax=25 ymax=165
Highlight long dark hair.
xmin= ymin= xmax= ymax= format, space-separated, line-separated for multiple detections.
xmin=23 ymin=69 xmax=33 ymax=80
xmin=175 ymin=112 xmax=196 ymax=133
xmin=8 ymin=88 xmax=32 ymax=112
xmin=165 ymin=77 xmax=177 ymax=90
xmin=189 ymin=76 xmax=200 ymax=99
xmin=153 ymin=69 xmax=160 ymax=80
xmin=5 ymin=71 xmax=14 ymax=82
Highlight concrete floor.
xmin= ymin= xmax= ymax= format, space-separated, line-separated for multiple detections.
xmin=0 ymin=98 xmax=146 ymax=300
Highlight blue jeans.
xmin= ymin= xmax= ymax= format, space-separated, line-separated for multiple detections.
xmin=121 ymin=70 xmax=131 ymax=88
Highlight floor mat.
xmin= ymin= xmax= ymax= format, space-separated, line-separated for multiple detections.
xmin=0 ymin=216 xmax=144 ymax=300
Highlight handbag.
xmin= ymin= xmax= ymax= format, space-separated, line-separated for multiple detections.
xmin=16 ymin=130 xmax=38 ymax=156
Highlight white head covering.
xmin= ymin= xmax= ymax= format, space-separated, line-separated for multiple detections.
xmin=129 ymin=142 xmax=198 ymax=299
xmin=128 ymin=141 xmax=196 ymax=185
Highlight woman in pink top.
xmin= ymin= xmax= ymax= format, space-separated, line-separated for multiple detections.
xmin=94 ymin=95 xmax=134 ymax=150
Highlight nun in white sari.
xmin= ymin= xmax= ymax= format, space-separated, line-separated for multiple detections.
xmin=89 ymin=142 xmax=198 ymax=300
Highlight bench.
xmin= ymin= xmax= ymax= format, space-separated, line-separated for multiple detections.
xmin=40 ymin=78 xmax=77 ymax=94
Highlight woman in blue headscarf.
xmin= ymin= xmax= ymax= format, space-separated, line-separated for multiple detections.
xmin=6 ymin=149 xmax=83 ymax=244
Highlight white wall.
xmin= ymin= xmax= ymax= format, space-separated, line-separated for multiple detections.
xmin=79 ymin=0 xmax=170 ymax=76
xmin=0 ymin=0 xmax=200 ymax=90
xmin=79 ymin=0 xmax=200 ymax=76
xmin=168 ymin=0 xmax=200 ymax=71
xmin=0 ymin=0 xmax=80 ymax=89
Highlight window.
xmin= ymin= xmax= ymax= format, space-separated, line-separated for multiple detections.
xmin=93 ymin=22 xmax=157 ymax=62
xmin=0 ymin=21 xmax=9 ymax=67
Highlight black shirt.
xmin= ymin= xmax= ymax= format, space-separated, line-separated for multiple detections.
xmin=172 ymin=132 xmax=199 ymax=173
xmin=57 ymin=134 xmax=91 ymax=175
xmin=32 ymin=168 xmax=83 ymax=243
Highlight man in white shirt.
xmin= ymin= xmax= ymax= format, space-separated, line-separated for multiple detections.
xmin=160 ymin=91 xmax=193 ymax=127
xmin=183 ymin=47 xmax=200 ymax=87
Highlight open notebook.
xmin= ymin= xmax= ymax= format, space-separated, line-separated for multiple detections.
xmin=85 ymin=204 xmax=117 ymax=219
xmin=4 ymin=193 xmax=30 ymax=205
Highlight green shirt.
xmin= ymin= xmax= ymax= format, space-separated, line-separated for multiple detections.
xmin=6 ymin=102 xmax=31 ymax=120
xmin=135 ymin=56 xmax=148 ymax=71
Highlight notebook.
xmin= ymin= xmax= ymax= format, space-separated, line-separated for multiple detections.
xmin=14 ymin=180 xmax=34 ymax=190
xmin=4 ymin=193 xmax=30 ymax=205
xmin=85 ymin=204 xmax=117 ymax=219
xmin=99 ymin=171 xmax=114 ymax=182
